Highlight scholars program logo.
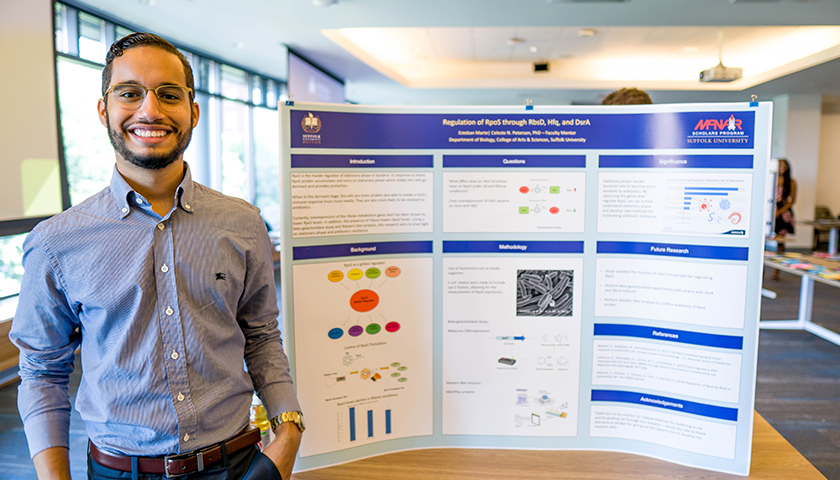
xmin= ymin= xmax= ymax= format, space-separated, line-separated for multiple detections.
xmin=301 ymin=112 xmax=322 ymax=144
xmin=688 ymin=113 xmax=749 ymax=145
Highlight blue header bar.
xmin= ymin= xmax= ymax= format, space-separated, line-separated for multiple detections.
xmin=293 ymin=241 xmax=433 ymax=260
xmin=443 ymin=155 xmax=585 ymax=168
xmin=591 ymin=390 xmax=738 ymax=421
xmin=596 ymin=241 xmax=748 ymax=261
xmin=599 ymin=155 xmax=753 ymax=169
xmin=443 ymin=241 xmax=584 ymax=254
xmin=594 ymin=324 xmax=743 ymax=350
xmin=291 ymin=154 xmax=433 ymax=168
xmin=290 ymin=110 xmax=755 ymax=150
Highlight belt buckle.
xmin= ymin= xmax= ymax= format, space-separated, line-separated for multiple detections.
xmin=164 ymin=451 xmax=191 ymax=478
xmin=164 ymin=445 xmax=216 ymax=478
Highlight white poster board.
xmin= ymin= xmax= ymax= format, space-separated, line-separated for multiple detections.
xmin=279 ymin=102 xmax=771 ymax=476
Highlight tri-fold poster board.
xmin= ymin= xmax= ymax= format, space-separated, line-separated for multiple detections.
xmin=279 ymin=101 xmax=772 ymax=476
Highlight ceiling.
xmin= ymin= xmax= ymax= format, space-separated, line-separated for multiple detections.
xmin=74 ymin=0 xmax=840 ymax=105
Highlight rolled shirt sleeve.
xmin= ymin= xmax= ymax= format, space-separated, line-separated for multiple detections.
xmin=240 ymin=215 xmax=301 ymax=419
xmin=10 ymin=227 xmax=81 ymax=457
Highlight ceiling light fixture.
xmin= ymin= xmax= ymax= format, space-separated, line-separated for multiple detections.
xmin=579 ymin=29 xmax=596 ymax=37
xmin=529 ymin=46 xmax=539 ymax=53
xmin=312 ymin=0 xmax=337 ymax=6
xmin=508 ymin=37 xmax=525 ymax=45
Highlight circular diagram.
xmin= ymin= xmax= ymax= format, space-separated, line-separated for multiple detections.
xmin=350 ymin=289 xmax=380 ymax=312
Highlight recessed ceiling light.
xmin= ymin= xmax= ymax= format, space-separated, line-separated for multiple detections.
xmin=529 ymin=46 xmax=539 ymax=53
xmin=234 ymin=42 xmax=245 ymax=49
xmin=684 ymin=46 xmax=699 ymax=53
xmin=579 ymin=29 xmax=596 ymax=37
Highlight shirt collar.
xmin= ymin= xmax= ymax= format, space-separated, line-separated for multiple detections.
xmin=109 ymin=163 xmax=196 ymax=218
xmin=177 ymin=164 xmax=195 ymax=214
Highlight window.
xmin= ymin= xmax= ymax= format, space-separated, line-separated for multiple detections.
xmin=253 ymin=107 xmax=281 ymax=231
xmin=0 ymin=2 xmax=289 ymax=303
xmin=78 ymin=12 xmax=107 ymax=63
xmin=220 ymin=99 xmax=250 ymax=200
xmin=0 ymin=234 xmax=26 ymax=300
xmin=56 ymin=57 xmax=113 ymax=205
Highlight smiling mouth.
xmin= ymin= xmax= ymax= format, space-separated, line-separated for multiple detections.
xmin=126 ymin=123 xmax=175 ymax=139
xmin=131 ymin=129 xmax=170 ymax=138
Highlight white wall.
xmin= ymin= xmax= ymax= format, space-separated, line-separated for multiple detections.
xmin=771 ymin=94 xmax=822 ymax=248
xmin=771 ymin=95 xmax=788 ymax=160
xmin=0 ymin=0 xmax=61 ymax=221
xmin=817 ymin=110 xmax=840 ymax=218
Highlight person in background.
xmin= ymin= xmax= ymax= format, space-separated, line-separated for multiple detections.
xmin=11 ymin=33 xmax=302 ymax=480
xmin=601 ymin=87 xmax=653 ymax=105
xmin=772 ymin=158 xmax=797 ymax=280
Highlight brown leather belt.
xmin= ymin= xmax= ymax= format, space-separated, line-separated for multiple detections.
xmin=89 ymin=427 xmax=261 ymax=477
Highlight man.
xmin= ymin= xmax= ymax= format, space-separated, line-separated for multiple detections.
xmin=11 ymin=33 xmax=303 ymax=480
xmin=601 ymin=87 xmax=653 ymax=105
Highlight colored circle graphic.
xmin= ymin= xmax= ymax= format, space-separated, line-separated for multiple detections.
xmin=519 ymin=186 xmax=529 ymax=194
xmin=385 ymin=321 xmax=401 ymax=333
xmin=385 ymin=266 xmax=401 ymax=278
xmin=348 ymin=269 xmax=364 ymax=280
xmin=328 ymin=328 xmax=344 ymax=339
xmin=549 ymin=207 xmax=559 ymax=214
xmin=366 ymin=323 xmax=382 ymax=335
xmin=328 ymin=270 xmax=344 ymax=282
xmin=398 ymin=377 xmax=408 ymax=383
xmin=348 ymin=325 xmax=364 ymax=337
xmin=391 ymin=372 xmax=401 ymax=378
xmin=397 ymin=366 xmax=408 ymax=372
xmin=350 ymin=289 xmax=379 ymax=312
xmin=365 ymin=267 xmax=381 ymax=279
xmin=391 ymin=362 xmax=401 ymax=367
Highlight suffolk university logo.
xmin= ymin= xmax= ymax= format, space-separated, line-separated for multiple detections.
xmin=301 ymin=112 xmax=321 ymax=144
xmin=688 ymin=114 xmax=748 ymax=145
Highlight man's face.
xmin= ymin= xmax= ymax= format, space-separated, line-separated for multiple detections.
xmin=97 ymin=46 xmax=199 ymax=170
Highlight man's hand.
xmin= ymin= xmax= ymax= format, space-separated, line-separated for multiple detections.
xmin=262 ymin=422 xmax=303 ymax=480
xmin=32 ymin=446 xmax=72 ymax=480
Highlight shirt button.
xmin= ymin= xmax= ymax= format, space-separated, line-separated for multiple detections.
xmin=157 ymin=223 xmax=165 ymax=230
xmin=184 ymin=433 xmax=190 ymax=442
xmin=165 ymin=307 xmax=174 ymax=316
xmin=136 ymin=197 xmax=143 ymax=205
xmin=121 ymin=207 xmax=128 ymax=214
xmin=161 ymin=264 xmax=169 ymax=273
xmin=177 ymin=393 xmax=185 ymax=402
xmin=171 ymin=351 xmax=179 ymax=360
xmin=184 ymin=204 xmax=191 ymax=210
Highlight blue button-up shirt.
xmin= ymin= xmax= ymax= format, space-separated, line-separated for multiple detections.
xmin=11 ymin=165 xmax=300 ymax=457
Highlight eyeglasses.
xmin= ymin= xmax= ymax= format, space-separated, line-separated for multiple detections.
xmin=105 ymin=83 xmax=193 ymax=111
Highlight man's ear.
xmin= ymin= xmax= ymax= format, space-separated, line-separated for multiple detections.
xmin=191 ymin=101 xmax=200 ymax=129
xmin=97 ymin=98 xmax=108 ymax=128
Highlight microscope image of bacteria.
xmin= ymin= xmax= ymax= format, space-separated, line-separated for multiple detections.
xmin=516 ymin=270 xmax=574 ymax=317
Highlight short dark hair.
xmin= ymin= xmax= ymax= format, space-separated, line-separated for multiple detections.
xmin=601 ymin=88 xmax=653 ymax=105
xmin=102 ymin=32 xmax=195 ymax=101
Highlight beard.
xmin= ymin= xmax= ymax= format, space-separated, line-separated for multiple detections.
xmin=106 ymin=111 xmax=192 ymax=170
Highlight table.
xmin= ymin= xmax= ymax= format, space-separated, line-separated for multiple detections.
xmin=761 ymin=254 xmax=840 ymax=347
xmin=802 ymin=219 xmax=840 ymax=255
xmin=290 ymin=412 xmax=825 ymax=479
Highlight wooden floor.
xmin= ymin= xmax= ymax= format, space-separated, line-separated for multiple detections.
xmin=0 ymin=264 xmax=837 ymax=479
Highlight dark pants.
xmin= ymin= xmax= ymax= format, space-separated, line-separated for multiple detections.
xmin=88 ymin=444 xmax=282 ymax=480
